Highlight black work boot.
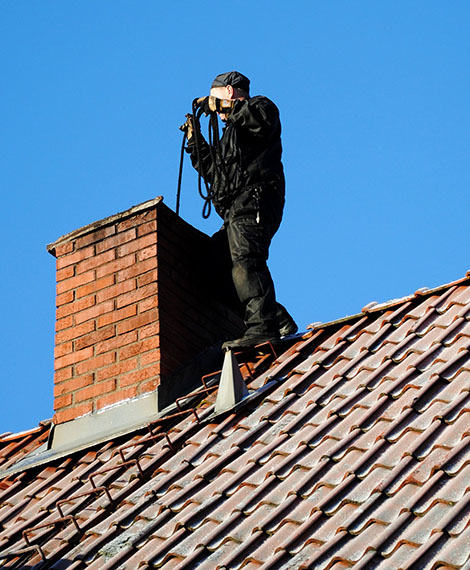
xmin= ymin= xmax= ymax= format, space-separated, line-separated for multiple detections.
xmin=222 ymin=293 xmax=280 ymax=350
xmin=222 ymin=331 xmax=280 ymax=350
xmin=276 ymin=304 xmax=298 ymax=337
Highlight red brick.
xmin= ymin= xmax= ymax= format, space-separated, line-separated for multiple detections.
xmin=54 ymin=402 xmax=93 ymax=424
xmin=139 ymin=322 xmax=160 ymax=339
xmin=57 ymin=270 xmax=95 ymax=295
xmin=97 ymin=304 xmax=137 ymax=327
xmin=96 ymin=386 xmax=138 ymax=410
xmin=56 ymin=316 xmax=73 ymax=332
xmin=56 ymin=245 xmax=95 ymax=269
xmin=137 ymin=220 xmax=157 ymax=237
xmin=138 ymin=244 xmax=157 ymax=262
xmin=96 ymin=279 xmax=136 ymax=304
xmin=116 ymin=309 xmax=158 ymax=335
xmin=75 ymin=351 xmax=117 ymax=376
xmin=54 ymin=393 xmax=73 ymax=410
xmin=116 ymin=257 xmax=157 ymax=283
xmin=54 ymin=241 xmax=74 ymax=257
xmin=54 ymin=375 xmax=94 ymax=397
xmin=56 ymin=265 xmax=75 ymax=282
xmin=76 ymin=249 xmax=116 ymax=275
xmin=137 ymin=271 xmax=157 ymax=288
xmin=54 ymin=342 xmax=73 ymax=359
xmin=75 ymin=379 xmax=116 ymax=403
xmin=95 ymin=228 xmax=136 ymax=254
xmin=141 ymin=348 xmax=160 ymax=366
xmin=56 ymin=290 xmax=74 ymax=307
xmin=138 ymin=297 xmax=158 ymax=313
xmin=140 ymin=378 xmax=159 ymax=393
xmin=116 ymin=282 xmax=157 ymax=309
xmin=56 ymin=321 xmax=95 ymax=345
xmin=74 ymin=325 xmax=115 ymax=351
xmin=74 ymin=300 xmax=114 ymax=325
xmin=56 ymin=295 xmax=95 ymax=319
xmin=76 ymin=275 xmax=115 ymax=299
xmin=95 ymin=330 xmax=137 ymax=355
xmin=55 ymin=346 xmax=93 ymax=370
xmin=119 ymin=338 xmax=159 ymax=361
xmin=119 ymin=364 xmax=160 ymax=388
xmin=95 ymin=358 xmax=138 ymax=381
xmin=75 ymin=225 xmax=115 ymax=249
xmin=95 ymin=253 xmax=136 ymax=279
xmin=54 ymin=366 xmax=73 ymax=384
xmin=116 ymin=209 xmax=156 ymax=232
xmin=117 ymin=233 xmax=155 ymax=258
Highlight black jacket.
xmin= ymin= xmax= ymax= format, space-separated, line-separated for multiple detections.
xmin=187 ymin=95 xmax=285 ymax=217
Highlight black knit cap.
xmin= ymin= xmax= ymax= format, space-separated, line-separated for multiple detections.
xmin=211 ymin=71 xmax=250 ymax=94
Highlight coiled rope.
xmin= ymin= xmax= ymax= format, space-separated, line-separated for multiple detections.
xmin=176 ymin=99 xmax=230 ymax=219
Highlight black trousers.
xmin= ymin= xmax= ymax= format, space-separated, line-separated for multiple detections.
xmin=210 ymin=182 xmax=285 ymax=336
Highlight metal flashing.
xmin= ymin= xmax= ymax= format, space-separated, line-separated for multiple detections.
xmin=0 ymin=391 xmax=160 ymax=479
xmin=214 ymin=350 xmax=249 ymax=414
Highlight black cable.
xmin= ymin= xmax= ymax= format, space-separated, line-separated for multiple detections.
xmin=176 ymin=131 xmax=186 ymax=217
xmin=177 ymin=99 xmax=232 ymax=219
xmin=192 ymin=101 xmax=215 ymax=218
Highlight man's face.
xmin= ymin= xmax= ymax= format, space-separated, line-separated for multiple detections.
xmin=210 ymin=85 xmax=237 ymax=121
xmin=210 ymin=86 xmax=232 ymax=100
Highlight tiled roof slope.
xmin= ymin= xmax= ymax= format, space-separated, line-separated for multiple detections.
xmin=2 ymin=274 xmax=470 ymax=569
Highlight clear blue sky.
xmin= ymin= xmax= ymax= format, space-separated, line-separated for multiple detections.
xmin=1 ymin=1 xmax=469 ymax=433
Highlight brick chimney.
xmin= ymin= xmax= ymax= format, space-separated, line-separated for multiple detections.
xmin=47 ymin=197 xmax=243 ymax=425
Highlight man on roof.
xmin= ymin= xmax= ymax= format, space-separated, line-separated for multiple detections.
xmin=182 ymin=71 xmax=297 ymax=349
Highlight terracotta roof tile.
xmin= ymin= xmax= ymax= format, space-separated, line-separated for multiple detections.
xmin=3 ymin=275 xmax=470 ymax=568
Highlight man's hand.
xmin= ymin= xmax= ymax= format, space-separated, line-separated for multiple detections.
xmin=213 ymin=97 xmax=235 ymax=114
xmin=179 ymin=114 xmax=194 ymax=141
xmin=197 ymin=96 xmax=234 ymax=115
xmin=196 ymin=96 xmax=211 ymax=115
